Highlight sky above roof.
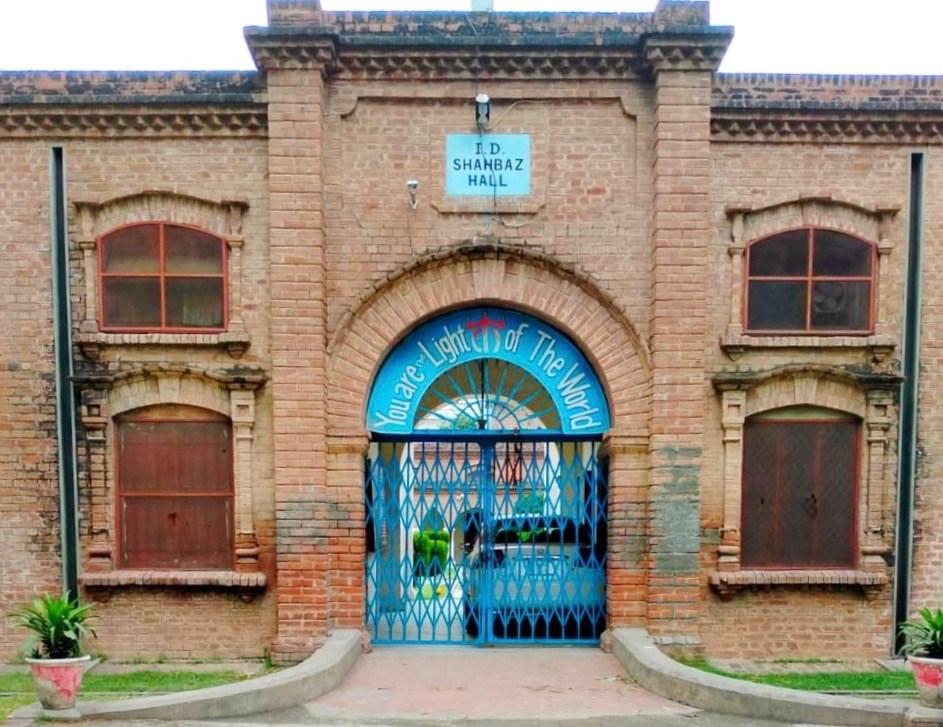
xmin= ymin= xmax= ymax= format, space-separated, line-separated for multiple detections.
xmin=0 ymin=0 xmax=941 ymax=75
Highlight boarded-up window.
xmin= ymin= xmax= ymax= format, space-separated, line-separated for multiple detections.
xmin=741 ymin=414 xmax=858 ymax=569
xmin=117 ymin=406 xmax=233 ymax=569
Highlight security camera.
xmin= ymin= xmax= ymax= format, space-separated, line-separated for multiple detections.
xmin=406 ymin=180 xmax=420 ymax=209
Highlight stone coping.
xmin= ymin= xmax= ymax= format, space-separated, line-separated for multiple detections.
xmin=611 ymin=628 xmax=943 ymax=727
xmin=80 ymin=569 xmax=267 ymax=589
xmin=0 ymin=71 xmax=263 ymax=105
xmin=714 ymin=73 xmax=943 ymax=112
xmin=709 ymin=569 xmax=889 ymax=600
xmin=720 ymin=333 xmax=896 ymax=355
xmin=11 ymin=629 xmax=361 ymax=722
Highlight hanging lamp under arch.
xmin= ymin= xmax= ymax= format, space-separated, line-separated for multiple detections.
xmin=366 ymin=307 xmax=610 ymax=435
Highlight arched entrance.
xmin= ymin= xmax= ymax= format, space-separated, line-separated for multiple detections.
xmin=364 ymin=306 xmax=610 ymax=644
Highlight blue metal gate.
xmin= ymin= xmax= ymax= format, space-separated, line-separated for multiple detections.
xmin=365 ymin=433 xmax=607 ymax=645
xmin=363 ymin=308 xmax=611 ymax=645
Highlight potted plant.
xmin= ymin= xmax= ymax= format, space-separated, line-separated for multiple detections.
xmin=11 ymin=592 xmax=97 ymax=712
xmin=900 ymin=606 xmax=943 ymax=708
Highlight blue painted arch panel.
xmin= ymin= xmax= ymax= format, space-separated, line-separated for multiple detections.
xmin=366 ymin=307 xmax=610 ymax=435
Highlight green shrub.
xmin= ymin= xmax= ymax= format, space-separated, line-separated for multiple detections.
xmin=900 ymin=607 xmax=943 ymax=659
xmin=11 ymin=592 xmax=97 ymax=659
xmin=514 ymin=491 xmax=545 ymax=515
xmin=413 ymin=530 xmax=450 ymax=581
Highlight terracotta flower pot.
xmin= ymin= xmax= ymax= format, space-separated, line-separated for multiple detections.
xmin=910 ymin=655 xmax=943 ymax=708
xmin=25 ymin=654 xmax=92 ymax=711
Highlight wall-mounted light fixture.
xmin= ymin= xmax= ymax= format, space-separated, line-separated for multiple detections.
xmin=406 ymin=179 xmax=419 ymax=209
xmin=475 ymin=93 xmax=490 ymax=131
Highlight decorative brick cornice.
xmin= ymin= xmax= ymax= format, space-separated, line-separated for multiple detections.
xmin=643 ymin=35 xmax=731 ymax=73
xmin=245 ymin=30 xmax=338 ymax=71
xmin=711 ymin=110 xmax=943 ymax=144
xmin=75 ymin=331 xmax=252 ymax=361
xmin=0 ymin=105 xmax=267 ymax=138
xmin=248 ymin=34 xmax=641 ymax=79
xmin=712 ymin=363 xmax=902 ymax=392
xmin=247 ymin=39 xmax=738 ymax=81
xmin=335 ymin=49 xmax=640 ymax=81
xmin=247 ymin=10 xmax=732 ymax=80
xmin=74 ymin=363 xmax=268 ymax=391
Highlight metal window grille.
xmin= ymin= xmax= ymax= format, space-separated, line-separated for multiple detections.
xmin=741 ymin=420 xmax=859 ymax=568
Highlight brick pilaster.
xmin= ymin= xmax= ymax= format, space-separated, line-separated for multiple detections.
xmin=266 ymin=67 xmax=330 ymax=660
xmin=646 ymin=49 xmax=715 ymax=638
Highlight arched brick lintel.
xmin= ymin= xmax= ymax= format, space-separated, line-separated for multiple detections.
xmin=744 ymin=371 xmax=868 ymax=420
xmin=327 ymin=245 xmax=652 ymax=440
xmin=74 ymin=190 xmax=247 ymax=241
xmin=108 ymin=369 xmax=232 ymax=419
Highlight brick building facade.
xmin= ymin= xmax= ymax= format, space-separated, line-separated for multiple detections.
xmin=0 ymin=0 xmax=940 ymax=662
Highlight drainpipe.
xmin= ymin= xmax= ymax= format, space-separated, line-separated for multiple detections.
xmin=50 ymin=146 xmax=79 ymax=597
xmin=893 ymin=151 xmax=924 ymax=653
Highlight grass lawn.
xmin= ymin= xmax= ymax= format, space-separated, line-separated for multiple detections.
xmin=0 ymin=670 xmax=258 ymax=720
xmin=681 ymin=659 xmax=917 ymax=694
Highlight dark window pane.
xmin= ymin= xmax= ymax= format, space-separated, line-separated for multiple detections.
xmin=812 ymin=231 xmax=872 ymax=276
xmin=749 ymin=230 xmax=809 ymax=276
xmin=119 ymin=421 xmax=231 ymax=495
xmin=165 ymin=278 xmax=224 ymax=328
xmin=810 ymin=281 xmax=870 ymax=331
xmin=101 ymin=225 xmax=159 ymax=273
xmin=102 ymin=277 xmax=161 ymax=328
xmin=747 ymin=281 xmax=807 ymax=330
xmin=120 ymin=496 xmax=232 ymax=569
xmin=165 ymin=226 xmax=224 ymax=275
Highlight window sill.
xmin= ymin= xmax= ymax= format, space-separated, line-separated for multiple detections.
xmin=76 ymin=331 xmax=251 ymax=360
xmin=720 ymin=333 xmax=895 ymax=361
xmin=81 ymin=569 xmax=266 ymax=593
xmin=709 ymin=569 xmax=889 ymax=601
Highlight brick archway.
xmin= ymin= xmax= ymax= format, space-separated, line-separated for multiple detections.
xmin=328 ymin=246 xmax=650 ymax=439
xmin=323 ymin=246 xmax=651 ymax=635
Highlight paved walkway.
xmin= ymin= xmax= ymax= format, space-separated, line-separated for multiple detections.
xmin=6 ymin=646 xmax=828 ymax=726
xmin=274 ymin=645 xmax=694 ymax=723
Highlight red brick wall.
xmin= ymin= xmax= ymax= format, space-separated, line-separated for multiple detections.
xmin=0 ymin=133 xmax=277 ymax=660
xmin=322 ymin=84 xmax=653 ymax=346
xmin=0 ymin=142 xmax=62 ymax=657
xmin=911 ymin=147 xmax=943 ymax=613
xmin=702 ymin=141 xmax=910 ymax=659
xmin=4 ymin=14 xmax=942 ymax=665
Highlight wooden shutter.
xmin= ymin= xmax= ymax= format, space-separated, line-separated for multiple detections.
xmin=118 ymin=417 xmax=233 ymax=569
xmin=742 ymin=420 xmax=858 ymax=568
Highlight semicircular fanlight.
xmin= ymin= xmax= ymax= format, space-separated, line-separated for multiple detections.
xmin=413 ymin=358 xmax=561 ymax=432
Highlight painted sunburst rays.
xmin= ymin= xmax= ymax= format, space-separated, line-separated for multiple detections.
xmin=413 ymin=359 xmax=560 ymax=432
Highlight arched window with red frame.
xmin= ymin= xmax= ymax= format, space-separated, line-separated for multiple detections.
xmin=745 ymin=228 xmax=875 ymax=334
xmin=99 ymin=223 xmax=227 ymax=332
